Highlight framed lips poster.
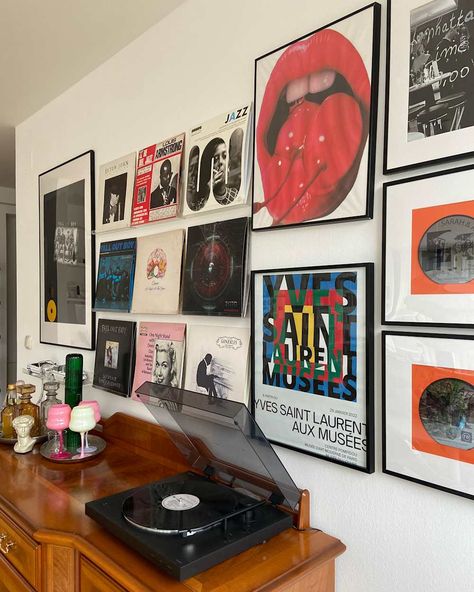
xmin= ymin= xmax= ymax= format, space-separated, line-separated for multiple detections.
xmin=252 ymin=3 xmax=381 ymax=231
xmin=383 ymin=164 xmax=474 ymax=327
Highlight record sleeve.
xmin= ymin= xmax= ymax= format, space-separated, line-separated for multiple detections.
xmin=131 ymin=134 xmax=185 ymax=226
xmin=184 ymin=324 xmax=250 ymax=405
xmin=93 ymin=319 xmax=136 ymax=396
xmin=183 ymin=104 xmax=252 ymax=216
xmin=96 ymin=152 xmax=136 ymax=233
xmin=94 ymin=239 xmax=136 ymax=312
xmin=131 ymin=321 xmax=186 ymax=400
xmin=131 ymin=229 xmax=184 ymax=314
xmin=182 ymin=218 xmax=249 ymax=316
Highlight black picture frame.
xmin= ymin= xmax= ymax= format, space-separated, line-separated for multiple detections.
xmin=251 ymin=262 xmax=374 ymax=473
xmin=382 ymin=163 xmax=474 ymax=328
xmin=384 ymin=0 xmax=474 ymax=174
xmin=382 ymin=330 xmax=474 ymax=500
xmin=39 ymin=150 xmax=96 ymax=350
xmin=251 ymin=3 xmax=381 ymax=232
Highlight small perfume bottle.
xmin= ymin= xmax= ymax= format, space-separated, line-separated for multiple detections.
xmin=17 ymin=384 xmax=40 ymax=437
xmin=1 ymin=384 xmax=19 ymax=439
xmin=40 ymin=381 xmax=61 ymax=436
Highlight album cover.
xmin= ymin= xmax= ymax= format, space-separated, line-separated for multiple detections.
xmin=184 ymin=324 xmax=250 ymax=405
xmin=131 ymin=321 xmax=186 ymax=400
xmin=131 ymin=229 xmax=184 ymax=314
xmin=93 ymin=319 xmax=136 ymax=396
xmin=183 ymin=104 xmax=252 ymax=216
xmin=131 ymin=134 xmax=185 ymax=226
xmin=182 ymin=218 xmax=249 ymax=316
xmin=94 ymin=239 xmax=137 ymax=312
xmin=96 ymin=152 xmax=136 ymax=233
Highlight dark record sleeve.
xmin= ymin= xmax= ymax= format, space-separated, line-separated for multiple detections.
xmin=93 ymin=319 xmax=136 ymax=396
xmin=182 ymin=217 xmax=249 ymax=316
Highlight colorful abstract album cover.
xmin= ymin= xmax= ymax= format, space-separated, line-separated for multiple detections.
xmin=93 ymin=319 xmax=136 ymax=397
xmin=183 ymin=104 xmax=252 ymax=216
xmin=96 ymin=152 xmax=136 ymax=233
xmin=253 ymin=4 xmax=379 ymax=229
xmin=131 ymin=133 xmax=185 ymax=226
xmin=94 ymin=239 xmax=137 ymax=312
xmin=253 ymin=264 xmax=373 ymax=471
xmin=131 ymin=321 xmax=186 ymax=400
xmin=182 ymin=217 xmax=249 ymax=316
xmin=184 ymin=324 xmax=250 ymax=405
xmin=131 ymin=229 xmax=184 ymax=315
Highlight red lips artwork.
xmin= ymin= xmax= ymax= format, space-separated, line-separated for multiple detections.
xmin=254 ymin=24 xmax=373 ymax=228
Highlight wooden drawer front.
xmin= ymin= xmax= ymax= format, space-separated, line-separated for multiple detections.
xmin=0 ymin=552 xmax=35 ymax=592
xmin=0 ymin=510 xmax=40 ymax=588
xmin=80 ymin=557 xmax=127 ymax=592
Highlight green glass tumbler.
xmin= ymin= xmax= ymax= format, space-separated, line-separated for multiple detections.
xmin=64 ymin=353 xmax=83 ymax=452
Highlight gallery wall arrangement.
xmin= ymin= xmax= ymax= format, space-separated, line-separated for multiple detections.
xmin=35 ymin=0 xmax=473 ymax=497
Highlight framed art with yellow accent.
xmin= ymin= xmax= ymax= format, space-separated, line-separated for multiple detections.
xmin=39 ymin=151 xmax=95 ymax=349
xmin=383 ymin=331 xmax=474 ymax=500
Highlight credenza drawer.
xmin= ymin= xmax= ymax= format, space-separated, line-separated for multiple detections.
xmin=0 ymin=509 xmax=40 ymax=589
xmin=80 ymin=557 xmax=127 ymax=592
xmin=0 ymin=551 xmax=35 ymax=592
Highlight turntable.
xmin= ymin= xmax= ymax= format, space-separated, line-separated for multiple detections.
xmin=85 ymin=383 xmax=301 ymax=581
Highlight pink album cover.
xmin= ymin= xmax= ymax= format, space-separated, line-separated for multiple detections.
xmin=131 ymin=321 xmax=186 ymax=401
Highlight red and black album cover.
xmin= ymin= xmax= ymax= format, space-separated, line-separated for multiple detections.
xmin=93 ymin=319 xmax=136 ymax=397
xmin=182 ymin=218 xmax=249 ymax=316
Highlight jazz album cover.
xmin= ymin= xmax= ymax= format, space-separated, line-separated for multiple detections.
xmin=94 ymin=239 xmax=137 ymax=312
xmin=93 ymin=319 xmax=136 ymax=397
xmin=184 ymin=324 xmax=250 ymax=405
xmin=182 ymin=217 xmax=249 ymax=316
xmin=183 ymin=104 xmax=253 ymax=216
xmin=131 ymin=229 xmax=184 ymax=314
xmin=131 ymin=134 xmax=185 ymax=226
xmin=96 ymin=152 xmax=136 ymax=233
xmin=131 ymin=321 xmax=186 ymax=400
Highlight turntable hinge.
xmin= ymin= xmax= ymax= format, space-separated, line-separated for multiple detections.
xmin=203 ymin=465 xmax=215 ymax=478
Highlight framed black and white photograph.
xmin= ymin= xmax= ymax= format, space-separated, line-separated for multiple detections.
xmin=252 ymin=3 xmax=381 ymax=231
xmin=251 ymin=263 xmax=374 ymax=472
xmin=383 ymin=164 xmax=474 ymax=327
xmin=39 ymin=150 xmax=95 ymax=350
xmin=385 ymin=0 xmax=474 ymax=173
xmin=383 ymin=331 xmax=474 ymax=500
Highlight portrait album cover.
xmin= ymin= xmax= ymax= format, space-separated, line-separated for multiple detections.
xmin=93 ymin=319 xmax=136 ymax=397
xmin=183 ymin=104 xmax=253 ymax=216
xmin=96 ymin=152 xmax=136 ymax=233
xmin=94 ymin=239 xmax=137 ymax=312
xmin=182 ymin=217 xmax=250 ymax=317
xmin=131 ymin=229 xmax=184 ymax=315
xmin=131 ymin=133 xmax=185 ymax=226
xmin=131 ymin=321 xmax=186 ymax=401
xmin=184 ymin=324 xmax=250 ymax=405
xmin=253 ymin=3 xmax=380 ymax=230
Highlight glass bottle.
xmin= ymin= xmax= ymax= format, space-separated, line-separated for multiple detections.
xmin=64 ymin=354 xmax=83 ymax=451
xmin=40 ymin=381 xmax=61 ymax=436
xmin=1 ymin=384 xmax=19 ymax=439
xmin=17 ymin=384 xmax=40 ymax=437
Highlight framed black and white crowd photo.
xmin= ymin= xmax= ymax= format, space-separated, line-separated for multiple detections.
xmin=385 ymin=0 xmax=474 ymax=173
xmin=252 ymin=3 xmax=381 ymax=231
xmin=39 ymin=151 xmax=95 ymax=349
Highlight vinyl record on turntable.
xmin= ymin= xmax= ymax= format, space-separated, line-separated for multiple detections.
xmin=122 ymin=473 xmax=255 ymax=535
xmin=190 ymin=234 xmax=233 ymax=303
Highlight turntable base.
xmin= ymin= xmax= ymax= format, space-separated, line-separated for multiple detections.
xmin=0 ymin=413 xmax=346 ymax=592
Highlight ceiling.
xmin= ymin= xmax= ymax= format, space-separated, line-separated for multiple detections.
xmin=0 ymin=0 xmax=186 ymax=188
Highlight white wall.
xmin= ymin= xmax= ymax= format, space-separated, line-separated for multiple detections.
xmin=0 ymin=186 xmax=15 ymax=205
xmin=15 ymin=1 xmax=474 ymax=591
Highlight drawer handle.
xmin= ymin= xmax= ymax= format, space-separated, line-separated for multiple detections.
xmin=0 ymin=532 xmax=6 ymax=541
xmin=0 ymin=537 xmax=15 ymax=554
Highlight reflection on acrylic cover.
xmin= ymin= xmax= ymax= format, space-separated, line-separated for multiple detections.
xmin=253 ymin=4 xmax=379 ymax=229
xmin=43 ymin=179 xmax=86 ymax=325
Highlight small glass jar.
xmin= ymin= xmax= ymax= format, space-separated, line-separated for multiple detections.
xmin=17 ymin=384 xmax=40 ymax=437
xmin=40 ymin=381 xmax=61 ymax=437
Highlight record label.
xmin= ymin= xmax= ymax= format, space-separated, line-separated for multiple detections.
xmin=162 ymin=494 xmax=200 ymax=511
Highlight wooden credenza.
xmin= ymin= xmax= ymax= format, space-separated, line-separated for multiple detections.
xmin=0 ymin=413 xmax=345 ymax=592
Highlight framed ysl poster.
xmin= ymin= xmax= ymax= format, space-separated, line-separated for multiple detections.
xmin=251 ymin=263 xmax=374 ymax=473
xmin=252 ymin=3 xmax=381 ymax=230
xmin=39 ymin=151 xmax=95 ymax=349
xmin=383 ymin=164 xmax=474 ymax=327
xmin=383 ymin=331 xmax=474 ymax=499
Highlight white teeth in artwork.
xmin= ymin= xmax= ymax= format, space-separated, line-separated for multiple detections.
xmin=286 ymin=70 xmax=336 ymax=103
